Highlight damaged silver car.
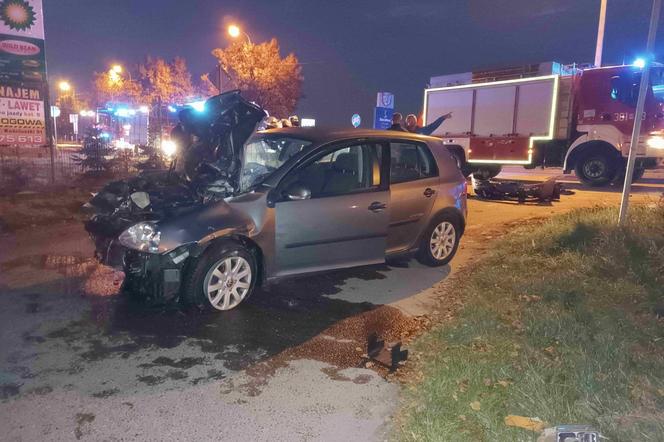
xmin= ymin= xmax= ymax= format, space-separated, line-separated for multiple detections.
xmin=86 ymin=91 xmax=467 ymax=312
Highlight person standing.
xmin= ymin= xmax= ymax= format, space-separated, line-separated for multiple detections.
xmin=405 ymin=112 xmax=452 ymax=135
xmin=388 ymin=112 xmax=406 ymax=131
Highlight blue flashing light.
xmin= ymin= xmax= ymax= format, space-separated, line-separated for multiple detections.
xmin=114 ymin=108 xmax=130 ymax=117
xmin=167 ymin=105 xmax=177 ymax=113
xmin=634 ymin=58 xmax=646 ymax=69
xmin=100 ymin=132 xmax=110 ymax=139
xmin=187 ymin=100 xmax=206 ymax=112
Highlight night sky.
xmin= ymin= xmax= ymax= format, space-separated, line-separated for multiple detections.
xmin=44 ymin=0 xmax=664 ymax=125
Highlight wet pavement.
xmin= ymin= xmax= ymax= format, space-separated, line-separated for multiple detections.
xmin=0 ymin=223 xmax=426 ymax=440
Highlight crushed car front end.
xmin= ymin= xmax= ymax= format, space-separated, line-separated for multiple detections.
xmin=84 ymin=90 xmax=266 ymax=303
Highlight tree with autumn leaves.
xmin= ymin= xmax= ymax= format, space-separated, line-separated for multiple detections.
xmin=92 ymin=38 xmax=303 ymax=117
xmin=211 ymin=38 xmax=302 ymax=117
xmin=93 ymin=57 xmax=196 ymax=106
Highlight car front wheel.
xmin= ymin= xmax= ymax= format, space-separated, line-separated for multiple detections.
xmin=417 ymin=215 xmax=460 ymax=267
xmin=182 ymin=241 xmax=256 ymax=311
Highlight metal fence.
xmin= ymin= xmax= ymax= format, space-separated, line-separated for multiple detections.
xmin=0 ymin=145 xmax=140 ymax=193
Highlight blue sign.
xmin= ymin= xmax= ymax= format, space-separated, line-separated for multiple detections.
xmin=351 ymin=113 xmax=361 ymax=128
xmin=373 ymin=106 xmax=393 ymax=129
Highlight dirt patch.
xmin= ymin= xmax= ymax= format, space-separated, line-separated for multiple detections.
xmin=136 ymin=375 xmax=164 ymax=386
xmin=140 ymin=356 xmax=205 ymax=370
xmin=91 ymin=388 xmax=119 ymax=398
xmin=0 ymin=187 xmax=92 ymax=233
xmin=0 ymin=383 xmax=21 ymax=399
xmin=74 ymin=412 xmax=96 ymax=440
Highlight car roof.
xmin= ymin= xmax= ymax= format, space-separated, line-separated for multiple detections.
xmin=256 ymin=127 xmax=442 ymax=146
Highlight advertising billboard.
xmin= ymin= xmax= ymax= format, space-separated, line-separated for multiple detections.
xmin=0 ymin=0 xmax=47 ymax=147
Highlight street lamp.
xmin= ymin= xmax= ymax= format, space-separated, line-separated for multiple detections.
xmin=112 ymin=64 xmax=123 ymax=74
xmin=58 ymin=81 xmax=71 ymax=92
xmin=227 ymin=23 xmax=252 ymax=44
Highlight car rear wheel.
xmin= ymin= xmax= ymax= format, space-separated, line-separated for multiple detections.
xmin=181 ymin=241 xmax=256 ymax=311
xmin=417 ymin=214 xmax=460 ymax=267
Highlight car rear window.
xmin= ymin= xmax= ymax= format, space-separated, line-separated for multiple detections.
xmin=389 ymin=142 xmax=438 ymax=184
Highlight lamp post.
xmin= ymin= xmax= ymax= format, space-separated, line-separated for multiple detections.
xmin=594 ymin=0 xmax=608 ymax=67
xmin=618 ymin=0 xmax=662 ymax=224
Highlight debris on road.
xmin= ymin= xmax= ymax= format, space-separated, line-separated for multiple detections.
xmin=367 ymin=332 xmax=408 ymax=372
xmin=537 ymin=425 xmax=602 ymax=442
xmin=471 ymin=176 xmax=572 ymax=203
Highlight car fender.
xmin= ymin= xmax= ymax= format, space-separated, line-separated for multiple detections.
xmin=157 ymin=200 xmax=257 ymax=253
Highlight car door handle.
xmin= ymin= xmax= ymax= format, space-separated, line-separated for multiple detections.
xmin=368 ymin=201 xmax=387 ymax=212
xmin=423 ymin=188 xmax=435 ymax=198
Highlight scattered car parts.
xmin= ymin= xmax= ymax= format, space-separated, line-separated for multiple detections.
xmin=367 ymin=332 xmax=408 ymax=372
xmin=471 ymin=176 xmax=572 ymax=203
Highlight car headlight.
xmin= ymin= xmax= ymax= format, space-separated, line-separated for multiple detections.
xmin=118 ymin=222 xmax=161 ymax=253
xmin=646 ymin=136 xmax=664 ymax=149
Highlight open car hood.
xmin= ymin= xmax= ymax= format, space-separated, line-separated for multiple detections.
xmin=84 ymin=91 xmax=267 ymax=256
xmin=173 ymin=90 xmax=267 ymax=186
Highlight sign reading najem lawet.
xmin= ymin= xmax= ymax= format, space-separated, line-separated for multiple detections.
xmin=0 ymin=84 xmax=45 ymax=144
xmin=0 ymin=0 xmax=47 ymax=146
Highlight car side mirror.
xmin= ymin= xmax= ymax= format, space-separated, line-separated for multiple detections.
xmin=285 ymin=184 xmax=311 ymax=201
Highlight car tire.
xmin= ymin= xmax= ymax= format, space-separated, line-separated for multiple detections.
xmin=181 ymin=241 xmax=257 ymax=312
xmin=417 ymin=213 xmax=461 ymax=267
xmin=575 ymin=153 xmax=616 ymax=187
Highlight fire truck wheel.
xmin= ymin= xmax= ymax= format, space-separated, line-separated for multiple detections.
xmin=575 ymin=154 xmax=616 ymax=187
xmin=632 ymin=168 xmax=646 ymax=182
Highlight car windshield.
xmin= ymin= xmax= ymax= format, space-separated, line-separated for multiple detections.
xmin=239 ymin=135 xmax=312 ymax=192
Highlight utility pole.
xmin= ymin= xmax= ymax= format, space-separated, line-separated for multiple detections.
xmin=594 ymin=0 xmax=608 ymax=67
xmin=618 ymin=0 xmax=662 ymax=224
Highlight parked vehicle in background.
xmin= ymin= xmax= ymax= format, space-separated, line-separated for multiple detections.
xmin=424 ymin=62 xmax=664 ymax=186
xmin=85 ymin=91 xmax=467 ymax=312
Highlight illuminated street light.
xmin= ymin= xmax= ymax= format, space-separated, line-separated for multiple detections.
xmin=227 ymin=23 xmax=252 ymax=44
xmin=112 ymin=64 xmax=123 ymax=74
xmin=58 ymin=81 xmax=71 ymax=92
xmin=228 ymin=24 xmax=240 ymax=38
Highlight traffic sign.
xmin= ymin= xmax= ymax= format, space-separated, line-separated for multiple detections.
xmin=373 ymin=107 xmax=393 ymax=129
xmin=351 ymin=113 xmax=361 ymax=128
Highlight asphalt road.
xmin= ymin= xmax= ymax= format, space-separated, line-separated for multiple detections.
xmin=1 ymin=167 xmax=663 ymax=441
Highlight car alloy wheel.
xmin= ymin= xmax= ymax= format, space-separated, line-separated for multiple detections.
xmin=203 ymin=256 xmax=252 ymax=311
xmin=430 ymin=221 xmax=456 ymax=261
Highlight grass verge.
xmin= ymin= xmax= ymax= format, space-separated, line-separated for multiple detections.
xmin=398 ymin=205 xmax=664 ymax=441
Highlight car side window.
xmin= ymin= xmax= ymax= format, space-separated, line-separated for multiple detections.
xmin=281 ymin=143 xmax=381 ymax=198
xmin=390 ymin=142 xmax=437 ymax=184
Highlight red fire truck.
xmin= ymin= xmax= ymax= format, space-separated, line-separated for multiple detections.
xmin=423 ymin=62 xmax=664 ymax=186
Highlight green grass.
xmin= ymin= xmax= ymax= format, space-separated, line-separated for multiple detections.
xmin=398 ymin=205 xmax=664 ymax=441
